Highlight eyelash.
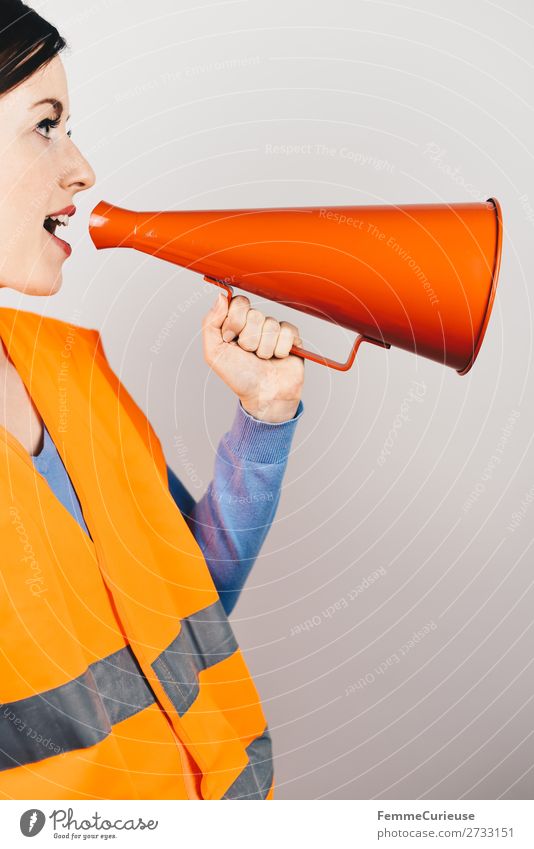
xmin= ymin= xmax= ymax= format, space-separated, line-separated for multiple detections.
xmin=36 ymin=117 xmax=72 ymax=139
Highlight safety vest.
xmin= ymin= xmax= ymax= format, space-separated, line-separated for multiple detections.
xmin=0 ymin=307 xmax=274 ymax=800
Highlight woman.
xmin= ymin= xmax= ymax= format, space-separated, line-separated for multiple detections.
xmin=0 ymin=1 xmax=304 ymax=800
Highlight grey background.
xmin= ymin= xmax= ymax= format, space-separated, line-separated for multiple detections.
xmin=10 ymin=0 xmax=533 ymax=799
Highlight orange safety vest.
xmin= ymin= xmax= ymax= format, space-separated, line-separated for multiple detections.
xmin=0 ymin=307 xmax=274 ymax=800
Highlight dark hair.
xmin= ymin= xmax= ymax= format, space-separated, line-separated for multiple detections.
xmin=0 ymin=0 xmax=67 ymax=98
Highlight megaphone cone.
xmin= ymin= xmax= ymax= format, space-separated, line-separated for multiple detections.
xmin=89 ymin=198 xmax=502 ymax=374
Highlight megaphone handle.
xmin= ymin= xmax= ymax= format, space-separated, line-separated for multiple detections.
xmin=289 ymin=335 xmax=390 ymax=372
xmin=203 ymin=275 xmax=390 ymax=371
xmin=205 ymin=275 xmax=235 ymax=303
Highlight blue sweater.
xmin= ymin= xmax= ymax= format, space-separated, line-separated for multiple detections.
xmin=31 ymin=399 xmax=304 ymax=615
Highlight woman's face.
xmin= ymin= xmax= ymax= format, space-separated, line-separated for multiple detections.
xmin=0 ymin=54 xmax=95 ymax=296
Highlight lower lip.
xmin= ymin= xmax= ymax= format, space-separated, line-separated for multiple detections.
xmin=45 ymin=227 xmax=72 ymax=257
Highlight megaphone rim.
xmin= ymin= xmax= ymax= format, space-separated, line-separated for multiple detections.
xmin=456 ymin=196 xmax=503 ymax=376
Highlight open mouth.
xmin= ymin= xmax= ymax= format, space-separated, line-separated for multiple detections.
xmin=43 ymin=208 xmax=75 ymax=256
xmin=43 ymin=213 xmax=69 ymax=236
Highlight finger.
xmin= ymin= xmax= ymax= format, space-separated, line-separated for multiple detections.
xmin=236 ymin=308 xmax=265 ymax=352
xmin=274 ymin=321 xmax=301 ymax=357
xmin=255 ymin=316 xmax=281 ymax=359
xmin=221 ymin=295 xmax=250 ymax=342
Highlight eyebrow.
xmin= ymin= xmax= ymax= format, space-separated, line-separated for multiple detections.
xmin=30 ymin=98 xmax=71 ymax=121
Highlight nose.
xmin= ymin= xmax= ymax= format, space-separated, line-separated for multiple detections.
xmin=60 ymin=140 xmax=96 ymax=194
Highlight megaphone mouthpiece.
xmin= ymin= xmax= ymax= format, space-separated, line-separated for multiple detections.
xmin=89 ymin=201 xmax=138 ymax=251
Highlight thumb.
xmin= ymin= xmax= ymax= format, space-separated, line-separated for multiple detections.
xmin=202 ymin=292 xmax=229 ymax=360
xmin=209 ymin=291 xmax=229 ymax=329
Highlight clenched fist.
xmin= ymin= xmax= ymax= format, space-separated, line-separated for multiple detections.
xmin=202 ymin=292 xmax=305 ymax=422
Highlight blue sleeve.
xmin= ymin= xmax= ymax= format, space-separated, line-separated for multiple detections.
xmin=166 ymin=399 xmax=304 ymax=615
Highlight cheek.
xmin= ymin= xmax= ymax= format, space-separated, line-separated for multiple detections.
xmin=0 ymin=143 xmax=53 ymax=262
xmin=0 ymin=143 xmax=61 ymax=292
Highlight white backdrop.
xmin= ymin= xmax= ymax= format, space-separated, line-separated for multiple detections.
xmin=6 ymin=0 xmax=533 ymax=799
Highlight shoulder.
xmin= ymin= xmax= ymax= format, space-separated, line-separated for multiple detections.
xmin=2 ymin=309 xmax=168 ymax=480
xmin=0 ymin=308 xmax=107 ymax=368
xmin=1 ymin=307 xmax=102 ymax=351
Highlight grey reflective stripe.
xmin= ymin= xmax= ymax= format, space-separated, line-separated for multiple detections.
xmin=1 ymin=599 xmax=249 ymax=779
xmin=0 ymin=645 xmax=155 ymax=771
xmin=223 ymin=726 xmax=274 ymax=799
xmin=151 ymin=599 xmax=238 ymax=716
xmin=91 ymin=645 xmax=155 ymax=725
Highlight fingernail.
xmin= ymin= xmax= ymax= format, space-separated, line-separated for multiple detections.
xmin=222 ymin=330 xmax=234 ymax=342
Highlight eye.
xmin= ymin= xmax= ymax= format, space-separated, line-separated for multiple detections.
xmin=35 ymin=116 xmax=61 ymax=139
xmin=35 ymin=117 xmax=72 ymax=140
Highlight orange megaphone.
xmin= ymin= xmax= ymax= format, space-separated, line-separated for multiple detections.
xmin=89 ymin=198 xmax=502 ymax=373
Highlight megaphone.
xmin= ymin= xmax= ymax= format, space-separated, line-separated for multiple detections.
xmin=88 ymin=198 xmax=502 ymax=373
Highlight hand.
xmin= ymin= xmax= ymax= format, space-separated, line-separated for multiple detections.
xmin=202 ymin=292 xmax=305 ymax=423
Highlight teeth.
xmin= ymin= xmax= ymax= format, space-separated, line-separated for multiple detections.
xmin=49 ymin=214 xmax=69 ymax=226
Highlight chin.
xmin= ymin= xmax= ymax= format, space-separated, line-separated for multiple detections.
xmin=21 ymin=271 xmax=63 ymax=297
xmin=41 ymin=274 xmax=63 ymax=296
